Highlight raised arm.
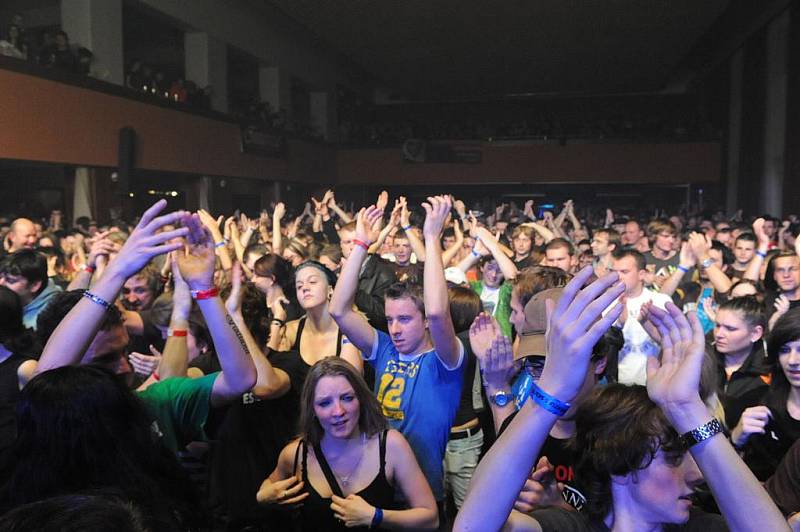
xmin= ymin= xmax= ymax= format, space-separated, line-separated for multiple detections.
xmin=660 ymin=241 xmax=695 ymax=297
xmin=475 ymin=227 xmax=518 ymax=281
xmin=272 ymin=202 xmax=285 ymax=256
xmin=176 ymin=214 xmax=257 ymax=407
xmin=643 ymin=304 xmax=789 ymax=532
xmin=369 ymin=200 xmax=401 ymax=254
xmin=455 ymin=267 xmax=623 ymax=531
xmin=150 ymin=254 xmax=192 ymax=381
xmin=521 ymin=221 xmax=555 ymax=244
xmin=470 ymin=313 xmax=516 ymax=433
xmin=225 ymin=261 xmax=290 ymax=399
xmin=38 ymin=201 xmax=188 ymax=373
xmin=441 ymin=218 xmax=465 ymax=267
xmin=197 ymin=209 xmax=233 ymax=272
xmin=744 ymin=218 xmax=771 ymax=281
xmin=329 ymin=206 xmax=382 ymax=354
xmin=422 ymin=195 xmax=461 ymax=368
xmin=399 ymin=197 xmax=426 ymax=261
xmin=689 ymin=232 xmax=732 ymax=294
xmin=67 ymin=231 xmax=115 ymax=290
xmin=328 ymin=191 xmax=353 ymax=224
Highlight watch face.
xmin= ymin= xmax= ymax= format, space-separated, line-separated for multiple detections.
xmin=494 ymin=392 xmax=510 ymax=407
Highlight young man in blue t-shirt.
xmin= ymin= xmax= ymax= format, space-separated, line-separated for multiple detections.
xmin=331 ymin=195 xmax=465 ymax=503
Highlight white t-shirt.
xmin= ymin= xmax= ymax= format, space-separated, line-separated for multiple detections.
xmin=480 ymin=285 xmax=501 ymax=316
xmin=604 ymin=288 xmax=671 ymax=385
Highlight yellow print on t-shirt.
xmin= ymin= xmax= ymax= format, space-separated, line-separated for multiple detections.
xmin=376 ymin=360 xmax=419 ymax=420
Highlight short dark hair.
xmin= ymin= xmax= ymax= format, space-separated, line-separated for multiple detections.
xmin=298 ymin=358 xmax=388 ymax=446
xmin=717 ymin=295 xmax=765 ymax=330
xmin=710 ymin=240 xmax=734 ymax=266
xmin=512 ymin=266 xmax=572 ymax=308
xmin=612 ymin=248 xmax=646 ymax=271
xmin=385 ymin=281 xmax=425 ymax=315
xmin=545 ymin=237 xmax=574 ymax=256
xmin=572 ymin=384 xmax=683 ymax=522
xmin=594 ymin=228 xmax=621 ymax=250
xmin=0 ymin=249 xmax=48 ymax=294
xmin=735 ymin=232 xmax=756 ymax=245
xmin=36 ymin=290 xmax=123 ymax=347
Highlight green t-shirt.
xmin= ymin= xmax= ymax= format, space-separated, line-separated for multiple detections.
xmin=469 ymin=280 xmax=513 ymax=338
xmin=137 ymin=372 xmax=218 ymax=453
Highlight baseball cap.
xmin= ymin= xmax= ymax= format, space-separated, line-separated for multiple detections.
xmin=515 ymin=287 xmax=563 ymax=360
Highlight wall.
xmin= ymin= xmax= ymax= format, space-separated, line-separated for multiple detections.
xmin=0 ymin=67 xmax=336 ymax=182
xmin=336 ymin=142 xmax=721 ymax=185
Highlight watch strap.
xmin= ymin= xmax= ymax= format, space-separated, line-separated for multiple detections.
xmin=680 ymin=418 xmax=723 ymax=448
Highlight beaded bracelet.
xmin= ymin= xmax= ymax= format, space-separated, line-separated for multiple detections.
xmin=83 ymin=290 xmax=112 ymax=309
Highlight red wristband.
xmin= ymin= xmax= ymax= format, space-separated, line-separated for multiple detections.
xmin=168 ymin=328 xmax=188 ymax=337
xmin=352 ymin=239 xmax=369 ymax=251
xmin=82 ymin=264 xmax=95 ymax=274
xmin=152 ymin=371 xmax=160 ymax=382
xmin=191 ymin=287 xmax=219 ymax=300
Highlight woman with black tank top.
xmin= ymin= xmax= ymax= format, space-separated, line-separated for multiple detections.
xmin=268 ymin=261 xmax=363 ymax=382
xmin=257 ymin=358 xmax=438 ymax=530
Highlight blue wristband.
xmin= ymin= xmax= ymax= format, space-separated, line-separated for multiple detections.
xmin=529 ymin=382 xmax=571 ymax=417
xmin=371 ymin=507 xmax=383 ymax=529
xmin=677 ymin=264 xmax=690 ymax=273
xmin=756 ymin=250 xmax=767 ymax=258
xmin=470 ymin=249 xmax=480 ymax=258
xmin=402 ymin=225 xmax=412 ymax=231
xmin=215 ymin=240 xmax=226 ymax=248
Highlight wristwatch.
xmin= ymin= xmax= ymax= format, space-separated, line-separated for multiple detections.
xmin=489 ymin=390 xmax=514 ymax=407
xmin=680 ymin=418 xmax=724 ymax=448
xmin=700 ymin=257 xmax=714 ymax=270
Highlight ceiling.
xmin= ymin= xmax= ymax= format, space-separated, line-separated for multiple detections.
xmin=266 ymin=0 xmax=730 ymax=100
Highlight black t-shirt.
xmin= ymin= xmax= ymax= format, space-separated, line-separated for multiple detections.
xmin=725 ymin=387 xmax=800 ymax=481
xmin=764 ymin=291 xmax=800 ymax=321
xmin=530 ymin=507 xmax=727 ymax=532
xmin=392 ymin=262 xmax=424 ymax=284
xmin=128 ymin=309 xmax=165 ymax=356
xmin=766 ymin=438 xmax=800 ymax=516
xmin=208 ymin=349 xmax=307 ymax=525
xmin=645 ymin=251 xmax=681 ymax=278
xmin=496 ymin=411 xmax=585 ymax=510
xmin=452 ymin=330 xmax=480 ymax=428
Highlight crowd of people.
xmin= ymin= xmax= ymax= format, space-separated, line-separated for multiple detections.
xmin=337 ymin=97 xmax=718 ymax=146
xmin=0 ymin=14 xmax=93 ymax=76
xmin=0 ymin=190 xmax=797 ymax=531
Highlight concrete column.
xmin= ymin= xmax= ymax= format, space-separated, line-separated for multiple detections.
xmin=185 ymin=32 xmax=228 ymax=113
xmin=60 ymin=0 xmax=124 ymax=84
xmin=762 ymin=9 xmax=790 ymax=216
xmin=310 ymin=90 xmax=339 ymax=141
xmin=726 ymin=48 xmax=743 ymax=216
xmin=259 ymin=66 xmax=291 ymax=117
xmin=72 ymin=167 xmax=94 ymax=222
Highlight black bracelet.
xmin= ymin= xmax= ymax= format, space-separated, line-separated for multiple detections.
xmin=271 ymin=318 xmax=286 ymax=327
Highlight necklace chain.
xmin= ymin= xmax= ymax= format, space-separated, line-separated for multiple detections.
xmin=331 ymin=433 xmax=366 ymax=486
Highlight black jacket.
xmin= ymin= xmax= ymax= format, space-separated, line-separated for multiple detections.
xmin=355 ymin=255 xmax=394 ymax=331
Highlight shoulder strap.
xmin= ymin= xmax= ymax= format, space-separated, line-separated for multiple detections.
xmin=293 ymin=440 xmax=305 ymax=478
xmin=335 ymin=327 xmax=344 ymax=357
xmin=312 ymin=443 xmax=345 ymax=498
xmin=292 ymin=316 xmax=306 ymax=349
xmin=379 ymin=430 xmax=387 ymax=471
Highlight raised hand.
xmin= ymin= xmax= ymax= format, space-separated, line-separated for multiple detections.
xmin=688 ymin=232 xmax=711 ymax=263
xmin=421 ymin=195 xmax=452 ymax=241
xmin=175 ymin=213 xmax=216 ymax=291
xmin=355 ymin=205 xmax=384 ymax=245
xmin=539 ymin=266 xmax=624 ymax=402
xmin=86 ymin=231 xmax=116 ymax=268
xmin=274 ymin=202 xmax=286 ymax=221
xmin=643 ymin=304 xmax=706 ymax=413
xmin=679 ymin=240 xmax=696 ymax=267
xmin=170 ymin=253 xmax=192 ymax=317
xmin=753 ymin=218 xmax=770 ymax=246
xmin=454 ymin=198 xmax=467 ymax=219
xmin=375 ymin=190 xmax=389 ymax=211
xmin=197 ymin=209 xmax=224 ymax=237
xmin=481 ymin=332 xmax=518 ymax=391
xmin=731 ymin=406 xmax=771 ymax=448
xmin=469 ymin=312 xmax=499 ymax=360
xmin=523 ymin=200 xmax=535 ymax=220
xmin=105 ymin=200 xmax=188 ymax=280
xmin=702 ymin=297 xmax=718 ymax=324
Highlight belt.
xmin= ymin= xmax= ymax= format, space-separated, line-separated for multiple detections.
xmin=449 ymin=426 xmax=482 ymax=441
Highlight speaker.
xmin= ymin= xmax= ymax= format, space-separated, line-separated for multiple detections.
xmin=117 ymin=127 xmax=136 ymax=194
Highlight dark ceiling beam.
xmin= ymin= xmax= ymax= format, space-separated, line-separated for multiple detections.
xmin=666 ymin=0 xmax=792 ymax=90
